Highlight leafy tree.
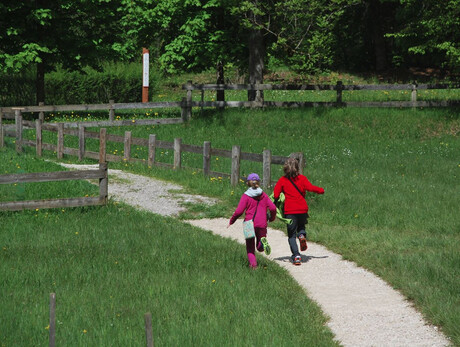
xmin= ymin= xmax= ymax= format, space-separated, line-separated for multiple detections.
xmin=388 ymin=0 xmax=460 ymax=72
xmin=0 ymin=0 xmax=122 ymax=103
xmin=114 ymin=0 xmax=245 ymax=74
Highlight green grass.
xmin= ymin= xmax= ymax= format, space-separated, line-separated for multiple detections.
xmin=14 ymin=105 xmax=459 ymax=344
xmin=3 ymin=79 xmax=460 ymax=345
xmin=0 ymin=148 xmax=337 ymax=346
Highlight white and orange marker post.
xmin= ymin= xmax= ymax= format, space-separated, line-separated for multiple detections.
xmin=142 ymin=48 xmax=149 ymax=103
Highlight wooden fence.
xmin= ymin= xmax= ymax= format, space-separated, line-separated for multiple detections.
xmin=0 ymin=162 xmax=108 ymax=211
xmin=181 ymin=81 xmax=460 ymax=116
xmin=4 ymin=114 xmax=302 ymax=187
xmin=0 ymin=99 xmax=189 ymax=122
xmin=1 ymin=81 xmax=459 ymax=125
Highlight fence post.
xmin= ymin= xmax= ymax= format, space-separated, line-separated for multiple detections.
xmin=99 ymin=128 xmax=107 ymax=163
xmin=109 ymin=99 xmax=115 ymax=121
xmin=78 ymin=125 xmax=85 ymax=161
xmin=57 ymin=123 xmax=64 ymax=159
xmin=262 ymin=149 xmax=272 ymax=188
xmin=144 ymin=312 xmax=154 ymax=347
xmin=201 ymin=90 xmax=205 ymax=117
xmin=184 ymin=80 xmax=193 ymax=121
xmin=174 ymin=138 xmax=182 ymax=169
xmin=15 ymin=110 xmax=23 ymax=153
xmin=49 ymin=293 xmax=56 ymax=347
xmin=148 ymin=134 xmax=156 ymax=167
xmin=203 ymin=141 xmax=211 ymax=176
xmin=336 ymin=81 xmax=343 ymax=105
xmin=231 ymin=145 xmax=241 ymax=186
xmin=99 ymin=162 xmax=108 ymax=204
xmin=124 ymin=131 xmax=132 ymax=161
xmin=0 ymin=111 xmax=4 ymax=148
xmin=36 ymin=119 xmax=42 ymax=157
xmin=181 ymin=97 xmax=187 ymax=122
xmin=411 ymin=83 xmax=417 ymax=107
xmin=39 ymin=102 xmax=45 ymax=122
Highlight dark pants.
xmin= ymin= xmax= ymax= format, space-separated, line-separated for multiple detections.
xmin=285 ymin=213 xmax=309 ymax=258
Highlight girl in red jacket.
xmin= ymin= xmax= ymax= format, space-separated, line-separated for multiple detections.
xmin=273 ymin=158 xmax=324 ymax=266
xmin=228 ymin=173 xmax=277 ymax=269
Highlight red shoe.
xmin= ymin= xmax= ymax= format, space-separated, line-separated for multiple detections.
xmin=293 ymin=255 xmax=302 ymax=266
xmin=299 ymin=234 xmax=308 ymax=251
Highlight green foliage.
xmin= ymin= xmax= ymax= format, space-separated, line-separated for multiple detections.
xmin=45 ymin=62 xmax=160 ymax=104
xmin=0 ymin=69 xmax=36 ymax=106
xmin=389 ymin=0 xmax=460 ymax=71
xmin=0 ymin=0 xmax=122 ymax=73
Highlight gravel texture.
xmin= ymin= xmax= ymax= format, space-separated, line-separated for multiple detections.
xmin=58 ymin=163 xmax=451 ymax=347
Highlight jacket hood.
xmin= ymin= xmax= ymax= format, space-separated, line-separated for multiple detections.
xmin=244 ymin=187 xmax=263 ymax=198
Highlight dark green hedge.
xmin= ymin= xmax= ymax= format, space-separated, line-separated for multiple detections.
xmin=0 ymin=62 xmax=159 ymax=106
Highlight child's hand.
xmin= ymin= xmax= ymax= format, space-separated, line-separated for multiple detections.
xmin=226 ymin=223 xmax=231 ymax=229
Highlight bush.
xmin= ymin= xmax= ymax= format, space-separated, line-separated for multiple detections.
xmin=0 ymin=69 xmax=36 ymax=106
xmin=45 ymin=62 xmax=160 ymax=104
xmin=0 ymin=61 xmax=160 ymax=106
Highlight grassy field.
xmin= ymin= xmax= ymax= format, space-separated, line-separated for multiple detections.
xmin=2 ymin=85 xmax=460 ymax=344
xmin=0 ymin=149 xmax=338 ymax=346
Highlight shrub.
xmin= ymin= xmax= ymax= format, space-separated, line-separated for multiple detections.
xmin=45 ymin=62 xmax=160 ymax=104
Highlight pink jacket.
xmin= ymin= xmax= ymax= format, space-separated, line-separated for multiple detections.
xmin=229 ymin=191 xmax=276 ymax=228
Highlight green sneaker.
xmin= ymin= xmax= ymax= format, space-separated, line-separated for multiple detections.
xmin=261 ymin=237 xmax=271 ymax=256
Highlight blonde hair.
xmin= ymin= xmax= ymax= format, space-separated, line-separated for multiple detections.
xmin=283 ymin=158 xmax=300 ymax=178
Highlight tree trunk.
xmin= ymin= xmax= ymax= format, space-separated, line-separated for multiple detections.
xmin=248 ymin=29 xmax=264 ymax=102
xmin=216 ymin=60 xmax=225 ymax=101
xmin=369 ymin=0 xmax=388 ymax=72
xmin=36 ymin=60 xmax=45 ymax=104
xmin=35 ymin=0 xmax=45 ymax=104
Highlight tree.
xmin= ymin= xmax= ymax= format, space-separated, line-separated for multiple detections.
xmin=388 ymin=0 xmax=460 ymax=72
xmin=0 ymin=0 xmax=123 ymax=104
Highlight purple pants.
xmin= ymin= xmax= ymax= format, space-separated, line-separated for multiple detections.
xmin=245 ymin=227 xmax=267 ymax=268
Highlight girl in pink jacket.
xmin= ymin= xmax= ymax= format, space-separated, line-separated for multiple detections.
xmin=228 ymin=173 xmax=277 ymax=268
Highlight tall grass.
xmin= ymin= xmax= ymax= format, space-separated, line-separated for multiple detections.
xmin=0 ymin=147 xmax=338 ymax=346
xmin=5 ymin=103 xmax=460 ymax=344
xmin=25 ymin=105 xmax=458 ymax=344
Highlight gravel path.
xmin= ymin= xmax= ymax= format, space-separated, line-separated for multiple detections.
xmin=59 ymin=163 xmax=450 ymax=346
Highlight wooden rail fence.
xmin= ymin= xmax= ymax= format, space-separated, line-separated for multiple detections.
xmin=0 ymin=103 xmax=186 ymax=123
xmin=0 ymin=162 xmax=108 ymax=211
xmin=181 ymin=80 xmax=460 ymax=117
xmin=3 ymin=114 xmax=302 ymax=187
xmin=1 ymin=82 xmax=458 ymax=125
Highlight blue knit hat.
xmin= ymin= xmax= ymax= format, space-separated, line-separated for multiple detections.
xmin=247 ymin=173 xmax=260 ymax=181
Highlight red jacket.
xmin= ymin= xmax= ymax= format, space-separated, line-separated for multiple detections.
xmin=273 ymin=175 xmax=324 ymax=214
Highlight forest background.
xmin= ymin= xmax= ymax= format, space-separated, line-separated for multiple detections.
xmin=1 ymin=0 xmax=459 ymax=106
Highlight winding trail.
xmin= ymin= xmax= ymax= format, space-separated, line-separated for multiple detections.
xmin=60 ymin=163 xmax=450 ymax=346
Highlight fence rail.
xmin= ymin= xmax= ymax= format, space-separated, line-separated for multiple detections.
xmin=0 ymin=163 xmax=108 ymax=211
xmin=1 ymin=82 xmax=459 ymax=125
xmin=182 ymin=82 xmax=460 ymax=91
xmin=180 ymin=81 xmax=460 ymax=115
xmin=0 ymin=100 xmax=188 ymax=122
xmin=3 ymin=114 xmax=302 ymax=187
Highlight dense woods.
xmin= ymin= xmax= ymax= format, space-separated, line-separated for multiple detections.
xmin=1 ymin=0 xmax=459 ymax=104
